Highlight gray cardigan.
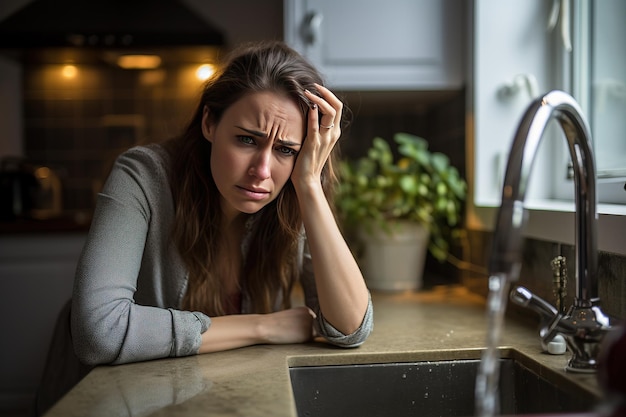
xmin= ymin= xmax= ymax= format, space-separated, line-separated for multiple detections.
xmin=71 ymin=144 xmax=373 ymax=365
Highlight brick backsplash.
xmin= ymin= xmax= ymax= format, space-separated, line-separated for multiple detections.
xmin=21 ymin=63 xmax=203 ymax=214
xmin=461 ymin=229 xmax=626 ymax=322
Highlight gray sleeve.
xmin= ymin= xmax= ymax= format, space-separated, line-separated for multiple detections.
xmin=71 ymin=147 xmax=210 ymax=365
xmin=299 ymin=239 xmax=374 ymax=348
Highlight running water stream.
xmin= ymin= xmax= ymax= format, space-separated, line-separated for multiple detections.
xmin=475 ymin=274 xmax=512 ymax=417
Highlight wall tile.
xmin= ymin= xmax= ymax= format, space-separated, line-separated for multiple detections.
xmin=21 ymin=62 xmax=206 ymax=214
xmin=462 ymin=230 xmax=626 ymax=323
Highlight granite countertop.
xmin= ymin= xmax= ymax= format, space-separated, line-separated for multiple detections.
xmin=44 ymin=285 xmax=605 ymax=417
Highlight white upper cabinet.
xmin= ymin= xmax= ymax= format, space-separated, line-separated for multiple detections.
xmin=284 ymin=0 xmax=465 ymax=90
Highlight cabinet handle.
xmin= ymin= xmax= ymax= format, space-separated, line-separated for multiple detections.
xmin=547 ymin=0 xmax=572 ymax=52
xmin=302 ymin=11 xmax=323 ymax=45
xmin=497 ymin=73 xmax=540 ymax=100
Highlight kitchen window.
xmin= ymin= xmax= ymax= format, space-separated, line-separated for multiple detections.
xmin=470 ymin=0 xmax=626 ymax=255
xmin=551 ymin=0 xmax=626 ymax=205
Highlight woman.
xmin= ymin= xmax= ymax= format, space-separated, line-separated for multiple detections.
xmin=70 ymin=40 xmax=373 ymax=366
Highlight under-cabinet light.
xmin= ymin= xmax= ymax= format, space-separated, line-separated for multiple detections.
xmin=62 ymin=65 xmax=77 ymax=78
xmin=116 ymin=55 xmax=162 ymax=69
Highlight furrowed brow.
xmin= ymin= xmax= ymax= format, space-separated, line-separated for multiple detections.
xmin=236 ymin=126 xmax=266 ymax=137
xmin=236 ymin=126 xmax=301 ymax=148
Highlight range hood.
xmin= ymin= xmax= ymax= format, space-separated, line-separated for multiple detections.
xmin=0 ymin=0 xmax=225 ymax=48
xmin=0 ymin=0 xmax=226 ymax=64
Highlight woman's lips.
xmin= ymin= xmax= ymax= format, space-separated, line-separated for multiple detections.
xmin=237 ymin=185 xmax=270 ymax=201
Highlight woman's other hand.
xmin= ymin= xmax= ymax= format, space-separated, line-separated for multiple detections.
xmin=258 ymin=306 xmax=317 ymax=344
xmin=198 ymin=307 xmax=316 ymax=353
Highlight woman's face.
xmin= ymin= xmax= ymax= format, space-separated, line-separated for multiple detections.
xmin=202 ymin=91 xmax=305 ymax=221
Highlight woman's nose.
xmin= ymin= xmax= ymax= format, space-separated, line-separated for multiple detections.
xmin=248 ymin=150 xmax=271 ymax=179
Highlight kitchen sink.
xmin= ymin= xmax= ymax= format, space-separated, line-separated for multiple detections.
xmin=289 ymin=349 xmax=600 ymax=417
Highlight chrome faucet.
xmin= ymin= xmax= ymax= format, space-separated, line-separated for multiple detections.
xmin=489 ymin=90 xmax=612 ymax=373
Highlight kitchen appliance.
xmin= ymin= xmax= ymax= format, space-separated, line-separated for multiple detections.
xmin=0 ymin=157 xmax=63 ymax=221
xmin=31 ymin=164 xmax=63 ymax=220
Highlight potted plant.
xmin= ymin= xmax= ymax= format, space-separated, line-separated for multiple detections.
xmin=336 ymin=132 xmax=467 ymax=291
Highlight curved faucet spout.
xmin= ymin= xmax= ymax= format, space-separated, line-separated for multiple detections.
xmin=489 ymin=90 xmax=612 ymax=373
xmin=489 ymin=90 xmax=598 ymax=306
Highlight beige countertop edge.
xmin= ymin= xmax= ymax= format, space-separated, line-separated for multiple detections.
xmin=45 ymin=285 xmax=606 ymax=417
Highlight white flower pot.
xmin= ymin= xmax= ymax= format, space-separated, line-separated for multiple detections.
xmin=357 ymin=221 xmax=430 ymax=291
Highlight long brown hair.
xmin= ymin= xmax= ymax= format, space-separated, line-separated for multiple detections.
xmin=164 ymin=41 xmax=342 ymax=316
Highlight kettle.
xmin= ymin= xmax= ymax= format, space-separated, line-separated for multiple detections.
xmin=31 ymin=165 xmax=63 ymax=220
xmin=0 ymin=157 xmax=63 ymax=221
xmin=0 ymin=157 xmax=39 ymax=220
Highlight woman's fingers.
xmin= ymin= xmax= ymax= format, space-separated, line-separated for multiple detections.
xmin=315 ymin=83 xmax=343 ymax=125
xmin=292 ymin=84 xmax=343 ymax=187
xmin=304 ymin=84 xmax=343 ymax=133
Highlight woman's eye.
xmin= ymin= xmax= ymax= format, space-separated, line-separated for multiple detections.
xmin=238 ymin=135 xmax=255 ymax=145
xmin=277 ymin=146 xmax=298 ymax=157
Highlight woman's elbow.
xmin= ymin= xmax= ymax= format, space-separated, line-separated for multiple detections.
xmin=71 ymin=325 xmax=121 ymax=366
xmin=70 ymin=310 xmax=125 ymax=366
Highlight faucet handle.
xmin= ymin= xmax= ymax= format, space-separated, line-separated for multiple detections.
xmin=510 ymin=286 xmax=558 ymax=319
xmin=510 ymin=286 xmax=564 ymax=352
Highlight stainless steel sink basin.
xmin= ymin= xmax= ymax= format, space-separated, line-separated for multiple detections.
xmin=289 ymin=349 xmax=601 ymax=417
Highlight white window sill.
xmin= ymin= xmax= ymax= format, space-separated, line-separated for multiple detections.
xmin=468 ymin=200 xmax=626 ymax=256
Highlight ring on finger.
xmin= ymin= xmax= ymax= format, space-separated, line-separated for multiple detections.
xmin=320 ymin=123 xmax=334 ymax=129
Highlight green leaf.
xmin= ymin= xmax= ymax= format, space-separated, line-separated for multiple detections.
xmin=431 ymin=153 xmax=450 ymax=173
xmin=398 ymin=175 xmax=418 ymax=194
